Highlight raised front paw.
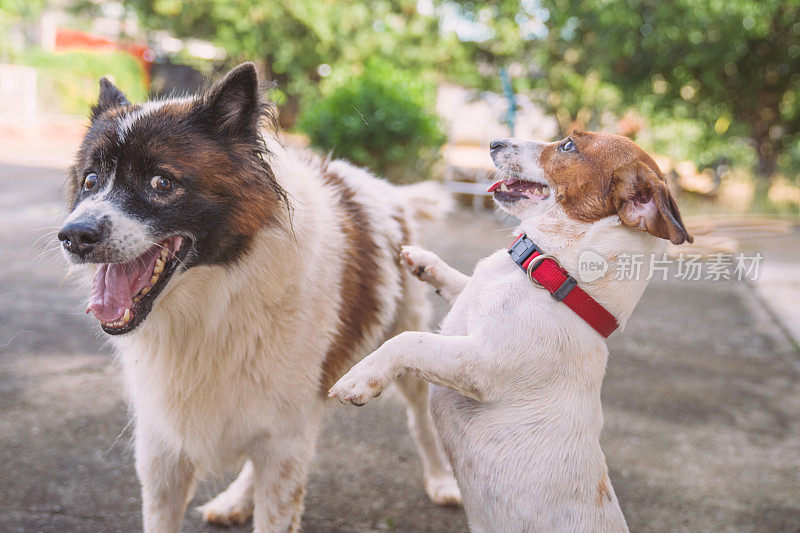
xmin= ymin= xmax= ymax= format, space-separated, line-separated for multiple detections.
xmin=328 ymin=360 xmax=389 ymax=406
xmin=399 ymin=245 xmax=439 ymax=283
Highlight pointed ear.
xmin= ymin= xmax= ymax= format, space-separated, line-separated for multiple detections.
xmin=91 ymin=77 xmax=129 ymax=119
xmin=202 ymin=62 xmax=260 ymax=138
xmin=617 ymin=162 xmax=693 ymax=245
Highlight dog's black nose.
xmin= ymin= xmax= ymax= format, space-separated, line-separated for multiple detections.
xmin=58 ymin=220 xmax=102 ymax=256
xmin=490 ymin=139 xmax=508 ymax=153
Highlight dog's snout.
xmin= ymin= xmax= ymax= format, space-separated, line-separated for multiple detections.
xmin=59 ymin=220 xmax=102 ymax=256
xmin=490 ymin=139 xmax=508 ymax=153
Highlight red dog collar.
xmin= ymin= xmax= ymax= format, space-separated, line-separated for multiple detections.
xmin=508 ymin=234 xmax=619 ymax=338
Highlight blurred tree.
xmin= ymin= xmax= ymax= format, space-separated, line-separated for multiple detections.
xmin=548 ymin=0 xmax=799 ymax=189
xmin=446 ymin=0 xmax=800 ymax=189
xmin=433 ymin=1 xmax=623 ymax=137
xmin=125 ymin=0 xmax=799 ymax=189
xmin=125 ymin=0 xmax=464 ymax=127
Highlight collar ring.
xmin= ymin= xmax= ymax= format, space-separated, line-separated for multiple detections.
xmin=526 ymin=253 xmax=561 ymax=289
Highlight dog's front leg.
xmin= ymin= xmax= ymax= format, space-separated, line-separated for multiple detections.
xmin=249 ymin=426 xmax=319 ymax=533
xmin=400 ymin=246 xmax=470 ymax=304
xmin=135 ymin=430 xmax=196 ymax=533
xmin=330 ymin=331 xmax=487 ymax=405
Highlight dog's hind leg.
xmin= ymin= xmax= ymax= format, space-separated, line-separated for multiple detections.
xmin=395 ymin=374 xmax=463 ymax=506
xmin=389 ymin=272 xmax=462 ymax=506
xmin=197 ymin=459 xmax=255 ymax=527
xmin=135 ymin=431 xmax=196 ymax=533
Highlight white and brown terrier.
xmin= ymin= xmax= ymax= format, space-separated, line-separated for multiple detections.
xmin=331 ymin=132 xmax=693 ymax=532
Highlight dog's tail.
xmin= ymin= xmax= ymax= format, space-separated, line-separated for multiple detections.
xmin=397 ymin=181 xmax=454 ymax=222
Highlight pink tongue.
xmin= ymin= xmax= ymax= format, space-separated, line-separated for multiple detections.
xmin=87 ymin=246 xmax=161 ymax=323
xmin=487 ymin=180 xmax=503 ymax=193
xmin=487 ymin=177 xmax=520 ymax=193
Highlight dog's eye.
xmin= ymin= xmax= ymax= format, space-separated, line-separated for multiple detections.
xmin=559 ymin=139 xmax=575 ymax=152
xmin=83 ymin=173 xmax=99 ymax=191
xmin=150 ymin=175 xmax=173 ymax=192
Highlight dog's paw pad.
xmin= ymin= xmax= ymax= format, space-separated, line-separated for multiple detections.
xmin=425 ymin=475 xmax=463 ymax=507
xmin=400 ymin=246 xmax=440 ymax=283
xmin=400 ymin=246 xmax=431 ymax=270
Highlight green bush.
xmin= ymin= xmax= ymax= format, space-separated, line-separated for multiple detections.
xmin=20 ymin=49 xmax=148 ymax=116
xmin=298 ymin=60 xmax=445 ymax=183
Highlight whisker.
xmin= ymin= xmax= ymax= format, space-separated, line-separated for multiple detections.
xmin=30 ymin=248 xmax=64 ymax=266
xmin=30 ymin=231 xmax=60 ymax=249
xmin=26 ymin=225 xmax=63 ymax=232
xmin=29 ymin=238 xmax=64 ymax=264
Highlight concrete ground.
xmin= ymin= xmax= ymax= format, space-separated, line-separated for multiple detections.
xmin=1 ymin=161 xmax=799 ymax=532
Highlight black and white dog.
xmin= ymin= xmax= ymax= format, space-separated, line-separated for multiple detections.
xmin=59 ymin=63 xmax=459 ymax=532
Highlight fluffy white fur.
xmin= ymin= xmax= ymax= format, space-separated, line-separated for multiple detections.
xmin=331 ymin=139 xmax=669 ymax=532
xmin=67 ymin=139 xmax=459 ymax=532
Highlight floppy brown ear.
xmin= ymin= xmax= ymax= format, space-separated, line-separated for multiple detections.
xmin=617 ymin=162 xmax=693 ymax=245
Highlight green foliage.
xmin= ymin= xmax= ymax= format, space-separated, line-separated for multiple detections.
xmin=0 ymin=0 xmax=45 ymax=61
xmin=122 ymin=0 xmax=799 ymax=183
xmin=298 ymin=60 xmax=445 ymax=183
xmin=543 ymin=0 xmax=799 ymax=179
xmin=443 ymin=0 xmax=800 ymax=181
xmin=123 ymin=0 xmax=462 ymax=125
xmin=19 ymin=49 xmax=148 ymax=116
xmin=641 ymin=114 xmax=756 ymax=171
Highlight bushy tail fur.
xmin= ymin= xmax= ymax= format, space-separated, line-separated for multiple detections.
xmin=397 ymin=181 xmax=454 ymax=222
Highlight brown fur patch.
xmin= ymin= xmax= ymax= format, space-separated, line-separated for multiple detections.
xmin=391 ymin=210 xmax=412 ymax=296
xmin=596 ymin=474 xmax=612 ymax=507
xmin=318 ymin=170 xmax=383 ymax=391
xmin=538 ymin=131 xmax=692 ymax=244
xmin=393 ymin=210 xmax=411 ymax=254
xmin=67 ymin=99 xmax=284 ymax=264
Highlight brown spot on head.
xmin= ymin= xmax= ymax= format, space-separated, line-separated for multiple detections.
xmin=66 ymin=63 xmax=290 ymax=269
xmin=541 ymin=131 xmax=692 ymax=244
xmin=60 ymin=64 xmax=293 ymax=334
xmin=492 ymin=131 xmax=693 ymax=244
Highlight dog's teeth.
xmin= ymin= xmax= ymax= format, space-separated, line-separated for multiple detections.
xmin=141 ymin=286 xmax=150 ymax=295
xmin=133 ymin=296 xmax=141 ymax=303
xmin=154 ymin=259 xmax=164 ymax=274
xmin=500 ymin=182 xmax=510 ymax=192
xmin=160 ymin=248 xmax=169 ymax=258
xmin=122 ymin=309 xmax=131 ymax=322
xmin=151 ymin=275 xmax=159 ymax=285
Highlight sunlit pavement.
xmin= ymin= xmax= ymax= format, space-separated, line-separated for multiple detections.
xmin=752 ymin=245 xmax=800 ymax=346
xmin=1 ymin=161 xmax=799 ymax=532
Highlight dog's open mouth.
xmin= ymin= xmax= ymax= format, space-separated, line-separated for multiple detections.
xmin=87 ymin=236 xmax=192 ymax=335
xmin=487 ymin=177 xmax=550 ymax=203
